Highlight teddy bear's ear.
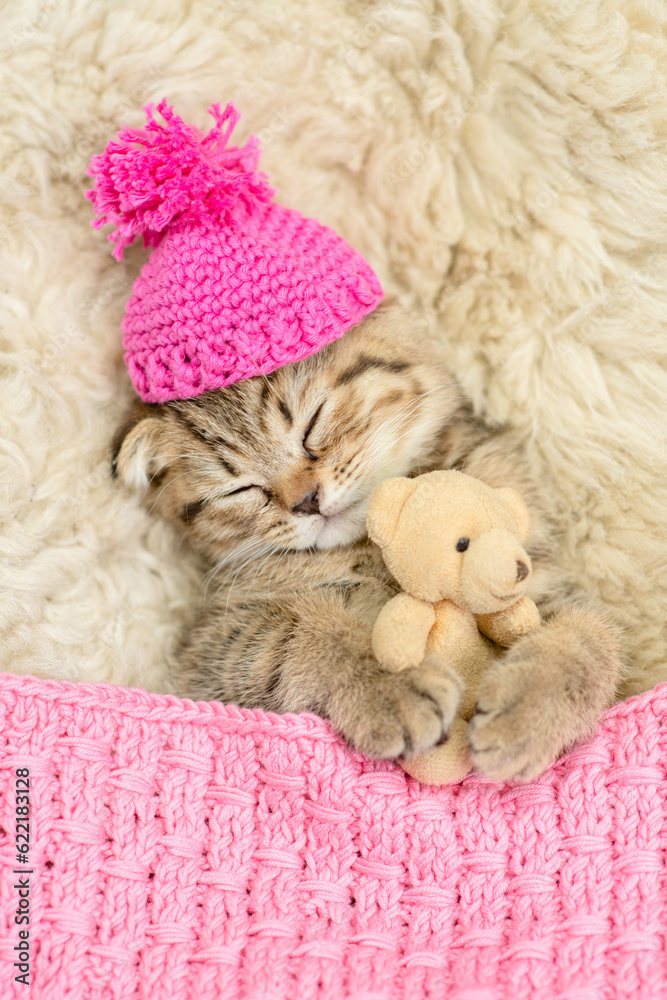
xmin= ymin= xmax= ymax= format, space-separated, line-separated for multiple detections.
xmin=366 ymin=477 xmax=418 ymax=548
xmin=495 ymin=487 xmax=531 ymax=542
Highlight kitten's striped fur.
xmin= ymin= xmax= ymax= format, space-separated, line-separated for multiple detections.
xmin=113 ymin=304 xmax=624 ymax=781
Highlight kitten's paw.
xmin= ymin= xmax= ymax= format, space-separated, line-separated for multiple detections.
xmin=468 ymin=657 xmax=561 ymax=783
xmin=469 ymin=607 xmax=622 ymax=783
xmin=333 ymin=654 xmax=463 ymax=760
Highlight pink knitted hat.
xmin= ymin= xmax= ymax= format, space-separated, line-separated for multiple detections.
xmin=87 ymin=101 xmax=383 ymax=403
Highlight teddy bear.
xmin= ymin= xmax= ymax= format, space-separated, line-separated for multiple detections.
xmin=366 ymin=469 xmax=541 ymax=784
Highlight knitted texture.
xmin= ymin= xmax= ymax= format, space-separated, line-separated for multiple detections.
xmin=1 ymin=674 xmax=667 ymax=999
xmin=86 ymin=101 xmax=383 ymax=403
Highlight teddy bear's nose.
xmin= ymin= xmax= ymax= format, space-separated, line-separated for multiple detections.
xmin=516 ymin=560 xmax=529 ymax=582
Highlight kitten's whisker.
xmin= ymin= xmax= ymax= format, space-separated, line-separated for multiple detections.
xmin=116 ymin=468 xmax=198 ymax=536
xmin=144 ymin=470 xmax=199 ymax=517
xmin=222 ymin=542 xmax=277 ymax=587
xmin=246 ymin=345 xmax=280 ymax=403
xmin=363 ymin=382 xmax=456 ymax=457
xmin=220 ymin=542 xmax=278 ymax=617
xmin=363 ymin=384 xmax=457 ymax=455
xmin=250 ymin=546 xmax=283 ymax=592
xmin=369 ymin=399 xmax=454 ymax=457
xmin=211 ymin=536 xmax=267 ymax=572
xmin=363 ymin=403 xmax=446 ymax=466
xmin=202 ymin=538 xmax=269 ymax=602
xmin=205 ymin=537 xmax=267 ymax=578
xmin=264 ymin=549 xmax=288 ymax=598
xmin=145 ymin=454 xmax=209 ymax=487
xmin=211 ymin=550 xmax=274 ymax=614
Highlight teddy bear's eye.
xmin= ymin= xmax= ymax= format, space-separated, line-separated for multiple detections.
xmin=456 ymin=538 xmax=469 ymax=552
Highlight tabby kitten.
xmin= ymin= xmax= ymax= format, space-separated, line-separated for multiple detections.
xmin=113 ymin=304 xmax=623 ymax=781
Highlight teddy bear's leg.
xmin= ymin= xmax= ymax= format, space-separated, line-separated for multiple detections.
xmin=401 ymin=716 xmax=472 ymax=785
xmin=428 ymin=601 xmax=496 ymax=720
xmin=468 ymin=603 xmax=624 ymax=782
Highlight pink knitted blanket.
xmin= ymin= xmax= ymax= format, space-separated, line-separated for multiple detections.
xmin=0 ymin=673 xmax=666 ymax=999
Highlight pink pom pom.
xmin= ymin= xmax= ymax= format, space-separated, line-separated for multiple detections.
xmin=86 ymin=100 xmax=274 ymax=260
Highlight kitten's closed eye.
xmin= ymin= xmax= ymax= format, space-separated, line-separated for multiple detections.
xmin=302 ymin=404 xmax=324 ymax=460
xmin=223 ymin=485 xmax=265 ymax=498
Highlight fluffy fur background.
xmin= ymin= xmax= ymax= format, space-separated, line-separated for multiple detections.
xmin=1 ymin=0 xmax=666 ymax=697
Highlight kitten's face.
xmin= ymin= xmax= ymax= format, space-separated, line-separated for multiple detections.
xmin=113 ymin=306 xmax=460 ymax=560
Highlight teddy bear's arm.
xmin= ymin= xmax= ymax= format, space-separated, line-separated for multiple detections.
xmin=371 ymin=593 xmax=436 ymax=671
xmin=476 ymin=595 xmax=541 ymax=646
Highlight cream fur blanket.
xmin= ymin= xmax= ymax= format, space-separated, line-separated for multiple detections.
xmin=2 ymin=0 xmax=666 ymax=698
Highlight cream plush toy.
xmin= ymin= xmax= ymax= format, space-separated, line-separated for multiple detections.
xmin=366 ymin=470 xmax=541 ymax=784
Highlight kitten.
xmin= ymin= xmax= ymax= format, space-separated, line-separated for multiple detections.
xmin=112 ymin=304 xmax=624 ymax=781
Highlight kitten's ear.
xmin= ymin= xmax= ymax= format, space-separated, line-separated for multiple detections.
xmin=366 ymin=477 xmax=417 ymax=548
xmin=495 ymin=487 xmax=531 ymax=542
xmin=111 ymin=402 xmax=170 ymax=491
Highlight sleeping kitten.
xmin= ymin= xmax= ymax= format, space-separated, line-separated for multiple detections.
xmin=112 ymin=304 xmax=624 ymax=781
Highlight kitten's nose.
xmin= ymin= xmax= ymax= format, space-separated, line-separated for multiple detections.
xmin=292 ymin=488 xmax=320 ymax=516
xmin=516 ymin=560 xmax=529 ymax=582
